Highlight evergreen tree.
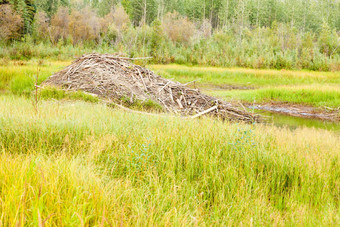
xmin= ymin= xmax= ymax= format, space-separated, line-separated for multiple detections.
xmin=122 ymin=0 xmax=156 ymax=25
xmin=97 ymin=0 xmax=117 ymax=17
xmin=35 ymin=0 xmax=69 ymax=18
xmin=5 ymin=0 xmax=36 ymax=34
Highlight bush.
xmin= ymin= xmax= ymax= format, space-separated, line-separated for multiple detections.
xmin=0 ymin=4 xmax=23 ymax=42
xmin=50 ymin=7 xmax=70 ymax=44
xmin=34 ymin=11 xmax=50 ymax=41
xmin=162 ymin=11 xmax=196 ymax=44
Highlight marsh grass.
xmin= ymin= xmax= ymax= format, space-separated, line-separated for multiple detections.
xmin=0 ymin=61 xmax=69 ymax=94
xmin=39 ymin=86 xmax=100 ymax=103
xmin=149 ymin=64 xmax=340 ymax=87
xmin=209 ymin=85 xmax=340 ymax=108
xmin=0 ymin=95 xmax=339 ymax=225
xmin=150 ymin=64 xmax=340 ymax=108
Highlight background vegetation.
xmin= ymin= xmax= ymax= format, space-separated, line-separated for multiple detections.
xmin=0 ymin=0 xmax=339 ymax=70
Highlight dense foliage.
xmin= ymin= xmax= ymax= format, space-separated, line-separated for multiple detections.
xmin=0 ymin=0 xmax=339 ymax=70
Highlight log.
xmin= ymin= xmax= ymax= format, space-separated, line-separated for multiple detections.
xmin=190 ymin=106 xmax=218 ymax=119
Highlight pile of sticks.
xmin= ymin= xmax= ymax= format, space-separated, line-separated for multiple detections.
xmin=44 ymin=54 xmax=258 ymax=123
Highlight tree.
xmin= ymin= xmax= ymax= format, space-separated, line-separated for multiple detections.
xmin=96 ymin=0 xmax=117 ymax=17
xmin=35 ymin=0 xmax=69 ymax=18
xmin=35 ymin=11 xmax=49 ymax=40
xmin=318 ymin=21 xmax=339 ymax=56
xmin=3 ymin=0 xmax=36 ymax=34
xmin=162 ymin=11 xmax=196 ymax=44
xmin=112 ymin=5 xmax=130 ymax=30
xmin=68 ymin=7 xmax=101 ymax=44
xmin=122 ymin=0 xmax=156 ymax=26
xmin=50 ymin=6 xmax=69 ymax=43
xmin=0 ymin=4 xmax=23 ymax=41
xmin=0 ymin=0 xmax=10 ymax=4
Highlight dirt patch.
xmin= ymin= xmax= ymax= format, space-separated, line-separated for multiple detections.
xmin=199 ymin=84 xmax=254 ymax=91
xmin=43 ymin=54 xmax=258 ymax=123
xmin=248 ymin=103 xmax=340 ymax=122
xmin=211 ymin=84 xmax=254 ymax=90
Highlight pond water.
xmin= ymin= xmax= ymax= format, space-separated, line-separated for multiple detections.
xmin=255 ymin=110 xmax=340 ymax=133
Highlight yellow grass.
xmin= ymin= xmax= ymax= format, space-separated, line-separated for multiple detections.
xmin=0 ymin=95 xmax=339 ymax=225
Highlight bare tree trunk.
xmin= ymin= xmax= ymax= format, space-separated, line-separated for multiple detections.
xmin=203 ymin=0 xmax=206 ymax=20
xmin=142 ymin=0 xmax=147 ymax=25
xmin=239 ymin=0 xmax=245 ymax=44
xmin=157 ymin=1 xmax=160 ymax=20
xmin=224 ymin=0 xmax=229 ymax=29
xmin=256 ymin=0 xmax=260 ymax=27
xmin=210 ymin=0 xmax=214 ymax=26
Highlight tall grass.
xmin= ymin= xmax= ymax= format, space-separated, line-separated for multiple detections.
xmin=0 ymin=95 xmax=339 ymax=225
xmin=0 ymin=60 xmax=69 ymax=95
xmin=150 ymin=64 xmax=340 ymax=108
xmin=209 ymin=85 xmax=340 ymax=108
xmin=149 ymin=64 xmax=340 ymax=87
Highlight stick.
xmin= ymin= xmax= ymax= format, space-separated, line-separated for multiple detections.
xmin=176 ymin=99 xmax=183 ymax=109
xmin=238 ymin=101 xmax=248 ymax=112
xmin=190 ymin=106 xmax=218 ymax=119
xmin=168 ymin=87 xmax=174 ymax=103
xmin=137 ymin=69 xmax=148 ymax=91
xmin=158 ymin=81 xmax=172 ymax=93
xmin=183 ymin=79 xmax=200 ymax=86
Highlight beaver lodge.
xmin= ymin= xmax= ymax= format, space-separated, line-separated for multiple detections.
xmin=43 ymin=54 xmax=258 ymax=123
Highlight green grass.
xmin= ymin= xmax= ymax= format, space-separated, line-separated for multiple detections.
xmin=0 ymin=95 xmax=339 ymax=225
xmin=39 ymin=86 xmax=100 ymax=103
xmin=149 ymin=64 xmax=340 ymax=87
xmin=0 ymin=60 xmax=70 ymax=94
xmin=209 ymin=85 xmax=340 ymax=108
xmin=149 ymin=64 xmax=340 ymax=108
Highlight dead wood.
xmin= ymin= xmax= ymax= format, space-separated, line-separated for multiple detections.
xmin=43 ymin=53 xmax=259 ymax=123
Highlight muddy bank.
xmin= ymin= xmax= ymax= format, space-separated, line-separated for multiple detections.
xmin=199 ymin=84 xmax=254 ymax=90
xmin=248 ymin=103 xmax=340 ymax=122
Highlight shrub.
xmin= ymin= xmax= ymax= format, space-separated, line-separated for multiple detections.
xmin=50 ymin=7 xmax=70 ymax=44
xmin=198 ymin=19 xmax=212 ymax=39
xmin=162 ymin=11 xmax=196 ymax=44
xmin=0 ymin=4 xmax=23 ymax=41
xmin=34 ymin=11 xmax=49 ymax=41
xmin=112 ymin=5 xmax=130 ymax=30
xmin=68 ymin=7 xmax=101 ymax=45
xmin=318 ymin=22 xmax=339 ymax=56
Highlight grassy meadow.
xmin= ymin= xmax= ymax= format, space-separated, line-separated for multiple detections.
xmin=2 ymin=60 xmax=340 ymax=108
xmin=150 ymin=64 xmax=340 ymax=108
xmin=0 ymin=60 xmax=339 ymax=225
xmin=0 ymin=95 xmax=339 ymax=225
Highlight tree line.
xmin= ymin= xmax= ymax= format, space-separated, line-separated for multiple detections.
xmin=0 ymin=0 xmax=339 ymax=70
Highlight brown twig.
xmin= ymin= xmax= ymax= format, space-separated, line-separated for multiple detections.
xmin=33 ymin=67 xmax=40 ymax=114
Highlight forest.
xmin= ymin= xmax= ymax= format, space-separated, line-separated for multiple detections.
xmin=1 ymin=0 xmax=339 ymax=70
